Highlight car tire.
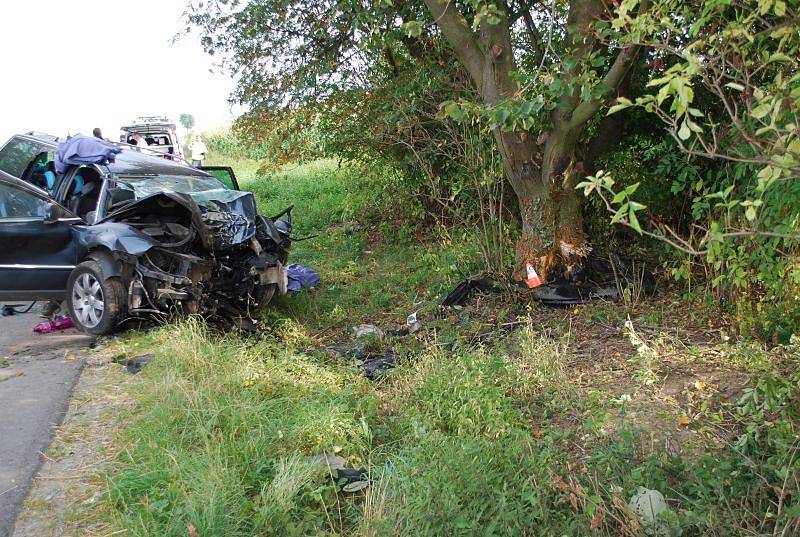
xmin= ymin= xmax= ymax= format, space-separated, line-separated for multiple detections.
xmin=66 ymin=260 xmax=126 ymax=335
xmin=253 ymin=283 xmax=277 ymax=310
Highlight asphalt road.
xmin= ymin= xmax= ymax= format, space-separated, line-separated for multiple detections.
xmin=0 ymin=309 xmax=90 ymax=537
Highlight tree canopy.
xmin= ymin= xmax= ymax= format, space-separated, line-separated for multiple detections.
xmin=186 ymin=0 xmax=800 ymax=336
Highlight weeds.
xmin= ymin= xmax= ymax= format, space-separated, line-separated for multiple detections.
xmin=102 ymin=159 xmax=800 ymax=535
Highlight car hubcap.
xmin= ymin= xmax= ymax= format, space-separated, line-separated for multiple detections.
xmin=72 ymin=273 xmax=104 ymax=328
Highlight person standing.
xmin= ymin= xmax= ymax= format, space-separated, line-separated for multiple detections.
xmin=189 ymin=135 xmax=208 ymax=167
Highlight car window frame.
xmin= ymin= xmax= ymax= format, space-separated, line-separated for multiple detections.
xmin=0 ymin=136 xmax=57 ymax=189
xmin=0 ymin=170 xmax=65 ymax=222
xmin=54 ymin=164 xmax=108 ymax=224
xmin=198 ymin=166 xmax=240 ymax=190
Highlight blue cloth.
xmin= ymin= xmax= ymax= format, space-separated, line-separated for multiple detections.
xmin=286 ymin=263 xmax=319 ymax=292
xmin=55 ymin=134 xmax=121 ymax=173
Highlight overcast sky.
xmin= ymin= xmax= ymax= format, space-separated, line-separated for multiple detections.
xmin=0 ymin=0 xmax=239 ymax=142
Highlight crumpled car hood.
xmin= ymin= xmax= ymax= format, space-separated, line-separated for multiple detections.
xmin=101 ymin=190 xmax=259 ymax=251
xmin=188 ymin=190 xmax=258 ymax=251
xmin=73 ymin=222 xmax=161 ymax=256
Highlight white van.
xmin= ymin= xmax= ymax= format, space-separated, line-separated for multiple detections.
xmin=120 ymin=116 xmax=185 ymax=161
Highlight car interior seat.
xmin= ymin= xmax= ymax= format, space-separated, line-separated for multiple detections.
xmin=68 ymin=169 xmax=101 ymax=221
xmin=24 ymin=154 xmax=51 ymax=190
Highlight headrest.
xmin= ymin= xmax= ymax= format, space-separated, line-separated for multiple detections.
xmin=82 ymin=180 xmax=97 ymax=194
xmin=44 ymin=171 xmax=56 ymax=189
xmin=73 ymin=175 xmax=84 ymax=194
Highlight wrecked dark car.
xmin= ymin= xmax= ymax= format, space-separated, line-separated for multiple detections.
xmin=0 ymin=133 xmax=291 ymax=335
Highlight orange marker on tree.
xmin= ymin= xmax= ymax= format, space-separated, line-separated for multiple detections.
xmin=526 ymin=263 xmax=543 ymax=288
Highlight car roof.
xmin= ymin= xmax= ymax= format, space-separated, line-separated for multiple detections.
xmin=15 ymin=133 xmax=209 ymax=178
xmin=103 ymin=148 xmax=208 ymax=176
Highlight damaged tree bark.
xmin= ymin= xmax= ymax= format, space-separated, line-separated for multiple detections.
xmin=423 ymin=0 xmax=643 ymax=282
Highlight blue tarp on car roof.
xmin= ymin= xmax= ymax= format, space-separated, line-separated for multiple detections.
xmin=55 ymin=134 xmax=121 ymax=173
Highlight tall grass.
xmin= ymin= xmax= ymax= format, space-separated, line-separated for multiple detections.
xmin=104 ymin=158 xmax=800 ymax=535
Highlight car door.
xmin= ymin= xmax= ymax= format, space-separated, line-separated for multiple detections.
xmin=199 ymin=166 xmax=240 ymax=190
xmin=0 ymin=172 xmax=78 ymax=301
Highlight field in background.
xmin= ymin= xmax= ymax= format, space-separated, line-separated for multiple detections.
xmin=100 ymin=157 xmax=800 ymax=536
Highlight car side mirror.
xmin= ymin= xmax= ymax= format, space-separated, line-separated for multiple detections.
xmin=43 ymin=204 xmax=78 ymax=225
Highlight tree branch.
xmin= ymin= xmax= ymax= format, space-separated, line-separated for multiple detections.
xmin=423 ymin=0 xmax=485 ymax=83
xmin=568 ymin=0 xmax=650 ymax=130
xmin=569 ymin=44 xmax=640 ymax=129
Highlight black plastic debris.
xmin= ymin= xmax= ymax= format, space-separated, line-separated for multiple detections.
xmin=360 ymin=353 xmax=397 ymax=378
xmin=123 ymin=353 xmax=153 ymax=374
xmin=306 ymin=453 xmax=369 ymax=492
xmin=1 ymin=302 xmax=37 ymax=317
xmin=527 ymin=282 xmax=619 ymax=305
xmin=439 ymin=275 xmax=504 ymax=308
xmin=440 ymin=254 xmax=655 ymax=308
xmin=330 ymin=342 xmax=397 ymax=379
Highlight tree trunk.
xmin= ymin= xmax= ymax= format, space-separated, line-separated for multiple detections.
xmin=494 ymin=127 xmax=587 ymax=282
xmin=423 ymin=0 xmax=639 ymax=283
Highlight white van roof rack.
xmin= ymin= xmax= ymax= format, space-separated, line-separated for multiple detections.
xmin=116 ymin=142 xmax=193 ymax=167
xmin=122 ymin=115 xmax=175 ymax=126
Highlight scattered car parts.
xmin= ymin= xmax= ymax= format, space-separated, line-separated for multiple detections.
xmin=440 ymin=254 xmax=655 ymax=308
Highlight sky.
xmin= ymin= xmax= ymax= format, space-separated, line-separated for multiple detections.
xmin=0 ymin=0 xmax=240 ymax=143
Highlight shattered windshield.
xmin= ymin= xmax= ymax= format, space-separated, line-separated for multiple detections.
xmin=115 ymin=174 xmax=229 ymax=198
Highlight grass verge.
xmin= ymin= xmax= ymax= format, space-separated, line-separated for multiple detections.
xmin=102 ymin=159 xmax=800 ymax=535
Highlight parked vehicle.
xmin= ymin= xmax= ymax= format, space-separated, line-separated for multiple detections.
xmin=0 ymin=132 xmax=292 ymax=335
xmin=120 ymin=116 xmax=185 ymax=161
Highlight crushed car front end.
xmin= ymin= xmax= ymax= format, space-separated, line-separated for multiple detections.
xmin=78 ymin=172 xmax=292 ymax=322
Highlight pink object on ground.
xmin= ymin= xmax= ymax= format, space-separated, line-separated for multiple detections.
xmin=32 ymin=316 xmax=75 ymax=334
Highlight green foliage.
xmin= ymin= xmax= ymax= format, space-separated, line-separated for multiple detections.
xmin=200 ymin=128 xmax=269 ymax=161
xmin=101 ymin=159 xmax=800 ymax=535
xmin=582 ymin=0 xmax=800 ymax=338
xmin=187 ymin=0 xmax=800 ymax=336
xmin=179 ymin=113 xmax=195 ymax=130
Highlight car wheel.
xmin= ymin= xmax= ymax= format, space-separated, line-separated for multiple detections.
xmin=66 ymin=260 xmax=126 ymax=335
xmin=253 ymin=283 xmax=277 ymax=310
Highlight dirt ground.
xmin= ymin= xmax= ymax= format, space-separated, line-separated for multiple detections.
xmin=450 ymin=290 xmax=751 ymax=455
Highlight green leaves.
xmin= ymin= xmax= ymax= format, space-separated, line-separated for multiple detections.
xmin=469 ymin=1 xmax=504 ymax=30
xmin=402 ymin=20 xmax=423 ymax=38
xmin=577 ymin=172 xmax=647 ymax=233
xmin=492 ymin=108 xmax=511 ymax=125
xmin=442 ymin=101 xmax=466 ymax=122
xmin=678 ymin=120 xmax=691 ymax=140
xmin=607 ymin=97 xmax=633 ymax=115
xmin=439 ymin=96 xmax=549 ymax=133
xmin=751 ymin=102 xmax=772 ymax=119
